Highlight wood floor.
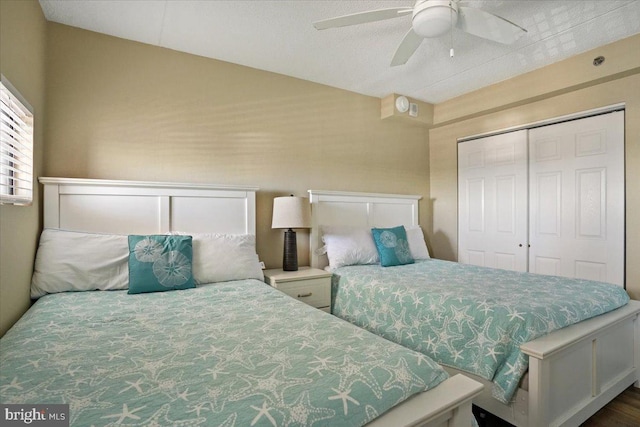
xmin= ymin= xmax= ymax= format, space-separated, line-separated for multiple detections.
xmin=473 ymin=385 xmax=640 ymax=427
xmin=583 ymin=386 xmax=640 ymax=427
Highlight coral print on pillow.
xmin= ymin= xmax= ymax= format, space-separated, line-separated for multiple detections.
xmin=128 ymin=235 xmax=195 ymax=294
xmin=371 ymin=226 xmax=415 ymax=267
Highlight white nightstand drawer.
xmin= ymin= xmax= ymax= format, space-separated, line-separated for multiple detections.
xmin=277 ymin=279 xmax=330 ymax=308
xmin=263 ymin=267 xmax=332 ymax=310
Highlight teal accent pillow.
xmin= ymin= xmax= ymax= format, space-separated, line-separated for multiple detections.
xmin=128 ymin=235 xmax=195 ymax=294
xmin=371 ymin=226 xmax=415 ymax=267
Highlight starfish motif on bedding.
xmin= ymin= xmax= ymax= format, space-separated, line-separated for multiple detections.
xmin=103 ymin=403 xmax=206 ymax=427
xmin=19 ymin=336 xmax=39 ymax=345
xmin=464 ymin=317 xmax=497 ymax=350
xmin=176 ymin=388 xmax=196 ymax=401
xmin=559 ymin=305 xmax=580 ymax=323
xmin=476 ymin=300 xmax=494 ymax=315
xmin=152 ymin=372 xmax=193 ymax=400
xmin=468 ymin=353 xmax=493 ymax=379
xmin=449 ymin=305 xmax=474 ymax=331
xmin=290 ymin=325 xmax=316 ymax=340
xmin=101 ymin=403 xmax=146 ymax=424
xmin=215 ymin=413 xmax=236 ymax=427
xmin=62 ymin=387 xmax=114 ymax=425
xmin=391 ymin=289 xmax=406 ymax=302
xmin=259 ymin=347 xmax=305 ymax=370
xmin=170 ymin=340 xmax=192 ymax=355
xmin=411 ymin=293 xmax=424 ymax=309
xmin=204 ymin=386 xmax=227 ymax=413
xmin=451 ymin=349 xmax=464 ymax=363
xmin=330 ymin=355 xmax=383 ymax=399
xmin=386 ymin=307 xmax=410 ymax=340
xmin=381 ymin=358 xmax=427 ymax=397
xmin=250 ymin=401 xmax=278 ymax=427
xmin=486 ymin=347 xmax=504 ymax=363
xmin=201 ymin=365 xmax=228 ymax=380
xmin=231 ymin=365 xmax=312 ymax=406
xmin=281 ymin=391 xmax=334 ymax=426
xmin=411 ymin=352 xmax=432 ymax=366
xmin=126 ymin=353 xmax=193 ymax=381
xmin=0 ymin=377 xmax=23 ymax=393
xmin=186 ymin=402 xmax=210 ymax=417
xmin=504 ymin=361 xmax=521 ymax=377
xmin=506 ymin=307 xmax=525 ymax=321
xmin=328 ymin=388 xmax=360 ymax=415
xmin=215 ymin=344 xmax=257 ymax=371
xmin=309 ymin=355 xmax=335 ymax=370
xmin=119 ymin=378 xmax=145 ymax=395
xmin=0 ymin=378 xmax=56 ymax=404
xmin=404 ymin=330 xmax=417 ymax=342
xmin=104 ymin=351 xmax=126 ymax=362
xmin=433 ymin=318 xmax=465 ymax=354
xmin=366 ymin=316 xmax=383 ymax=330
xmin=44 ymin=341 xmax=77 ymax=358
xmin=87 ymin=366 xmax=113 ymax=387
xmin=422 ymin=334 xmax=437 ymax=352
xmin=308 ymin=365 xmax=325 ymax=377
xmin=298 ymin=340 xmax=315 ymax=350
xmin=317 ymin=335 xmax=341 ymax=351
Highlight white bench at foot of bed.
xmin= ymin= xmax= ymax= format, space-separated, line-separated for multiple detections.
xmin=446 ymin=300 xmax=640 ymax=427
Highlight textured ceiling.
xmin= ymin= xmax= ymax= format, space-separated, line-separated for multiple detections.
xmin=38 ymin=0 xmax=640 ymax=104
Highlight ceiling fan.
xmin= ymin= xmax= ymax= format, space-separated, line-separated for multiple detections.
xmin=313 ymin=0 xmax=527 ymax=66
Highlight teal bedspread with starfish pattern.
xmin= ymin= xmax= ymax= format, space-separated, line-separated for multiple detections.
xmin=0 ymin=280 xmax=449 ymax=426
xmin=330 ymin=259 xmax=629 ymax=404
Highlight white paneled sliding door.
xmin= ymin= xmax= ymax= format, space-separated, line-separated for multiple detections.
xmin=458 ymin=130 xmax=528 ymax=271
xmin=529 ymin=111 xmax=624 ymax=285
xmin=457 ymin=110 xmax=624 ymax=286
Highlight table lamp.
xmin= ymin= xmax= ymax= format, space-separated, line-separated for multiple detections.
xmin=272 ymin=195 xmax=311 ymax=271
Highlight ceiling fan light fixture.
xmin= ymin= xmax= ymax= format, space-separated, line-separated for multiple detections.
xmin=412 ymin=0 xmax=458 ymax=38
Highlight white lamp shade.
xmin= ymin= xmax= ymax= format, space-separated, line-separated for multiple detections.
xmin=272 ymin=196 xmax=311 ymax=229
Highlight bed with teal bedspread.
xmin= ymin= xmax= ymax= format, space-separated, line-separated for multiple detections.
xmin=0 ymin=280 xmax=450 ymax=427
xmin=330 ymin=259 xmax=630 ymax=404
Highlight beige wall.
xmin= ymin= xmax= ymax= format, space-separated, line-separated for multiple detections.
xmin=0 ymin=0 xmax=47 ymax=336
xmin=428 ymin=35 xmax=640 ymax=299
xmin=44 ymin=23 xmax=431 ymax=272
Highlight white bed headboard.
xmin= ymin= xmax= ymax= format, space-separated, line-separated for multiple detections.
xmin=40 ymin=177 xmax=258 ymax=235
xmin=308 ymin=190 xmax=421 ymax=269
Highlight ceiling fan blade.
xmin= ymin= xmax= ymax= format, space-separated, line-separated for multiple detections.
xmin=313 ymin=8 xmax=413 ymax=30
xmin=457 ymin=6 xmax=527 ymax=44
xmin=391 ymin=29 xmax=424 ymax=67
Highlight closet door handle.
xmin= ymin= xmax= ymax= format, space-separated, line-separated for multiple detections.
xmin=519 ymin=244 xmax=523 ymax=247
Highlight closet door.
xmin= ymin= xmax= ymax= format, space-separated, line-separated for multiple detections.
xmin=458 ymin=130 xmax=528 ymax=271
xmin=528 ymin=111 xmax=624 ymax=286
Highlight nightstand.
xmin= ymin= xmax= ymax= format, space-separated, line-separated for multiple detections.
xmin=263 ymin=267 xmax=332 ymax=312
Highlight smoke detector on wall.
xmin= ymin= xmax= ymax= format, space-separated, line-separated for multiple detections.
xmin=395 ymin=95 xmax=410 ymax=113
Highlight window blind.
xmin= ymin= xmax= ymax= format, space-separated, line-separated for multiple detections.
xmin=0 ymin=77 xmax=34 ymax=205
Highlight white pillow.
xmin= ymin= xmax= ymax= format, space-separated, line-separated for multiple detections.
xmin=186 ymin=233 xmax=264 ymax=284
xmin=406 ymin=226 xmax=431 ymax=259
xmin=31 ymin=229 xmax=129 ymax=298
xmin=321 ymin=226 xmax=379 ymax=269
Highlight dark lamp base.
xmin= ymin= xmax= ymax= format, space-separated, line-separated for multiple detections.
xmin=283 ymin=228 xmax=298 ymax=271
